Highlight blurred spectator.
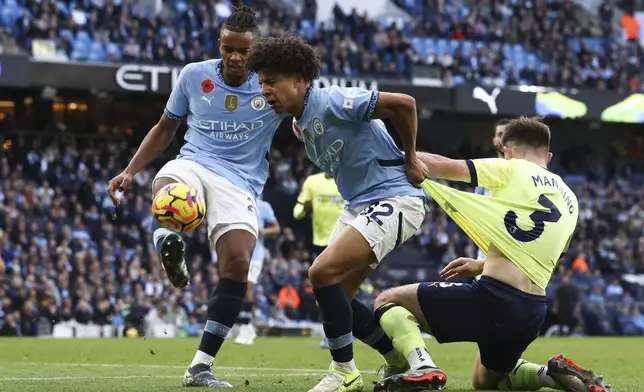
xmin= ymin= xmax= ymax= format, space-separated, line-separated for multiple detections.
xmin=555 ymin=274 xmax=581 ymax=335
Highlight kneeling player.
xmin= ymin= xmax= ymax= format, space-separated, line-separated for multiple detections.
xmin=374 ymin=117 xmax=613 ymax=392
xmin=246 ymin=35 xmax=430 ymax=392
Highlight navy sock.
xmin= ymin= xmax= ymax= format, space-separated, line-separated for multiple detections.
xmin=237 ymin=301 xmax=253 ymax=324
xmin=351 ymin=299 xmax=395 ymax=356
xmin=314 ymin=284 xmax=353 ymax=363
xmin=198 ymin=278 xmax=247 ymax=357
xmin=151 ymin=219 xmax=174 ymax=251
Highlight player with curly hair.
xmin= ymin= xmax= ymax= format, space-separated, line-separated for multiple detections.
xmin=246 ymin=35 xmax=430 ymax=392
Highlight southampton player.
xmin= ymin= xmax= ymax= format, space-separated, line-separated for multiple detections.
xmin=107 ymin=7 xmax=287 ymax=388
xmin=235 ymin=197 xmax=280 ymax=345
xmin=475 ymin=118 xmax=509 ymax=261
xmin=292 ymin=170 xmax=345 ymax=348
xmin=373 ymin=117 xmax=613 ymax=392
xmin=246 ymin=35 xmax=429 ymax=392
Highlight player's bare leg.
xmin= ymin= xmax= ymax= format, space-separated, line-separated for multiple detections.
xmin=182 ymin=229 xmax=254 ymax=388
xmin=373 ymin=285 xmax=447 ymax=391
xmin=152 ymin=176 xmax=189 ymax=289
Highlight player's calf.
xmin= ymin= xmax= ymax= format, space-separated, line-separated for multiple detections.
xmin=351 ymin=299 xmax=408 ymax=378
xmin=186 ymin=230 xmax=253 ymax=387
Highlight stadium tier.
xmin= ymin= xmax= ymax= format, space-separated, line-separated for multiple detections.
xmin=1 ymin=0 xmax=643 ymax=87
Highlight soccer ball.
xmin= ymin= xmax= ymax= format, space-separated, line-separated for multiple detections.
xmin=152 ymin=183 xmax=206 ymax=233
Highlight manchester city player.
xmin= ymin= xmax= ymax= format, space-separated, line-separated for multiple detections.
xmin=107 ymin=6 xmax=287 ymax=388
xmin=373 ymin=117 xmax=613 ymax=392
xmin=246 ymin=34 xmax=429 ymax=392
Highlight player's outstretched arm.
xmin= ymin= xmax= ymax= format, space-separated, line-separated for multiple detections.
xmin=126 ymin=114 xmax=182 ymax=174
xmin=107 ymin=114 xmax=181 ymax=205
xmin=417 ymin=152 xmax=472 ymax=183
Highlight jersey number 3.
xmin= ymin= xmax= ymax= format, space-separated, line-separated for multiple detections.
xmin=504 ymin=194 xmax=561 ymax=242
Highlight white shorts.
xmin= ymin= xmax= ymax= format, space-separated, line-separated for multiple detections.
xmin=153 ymin=159 xmax=258 ymax=247
xmin=248 ymin=257 xmax=264 ymax=284
xmin=328 ymin=195 xmax=425 ymax=267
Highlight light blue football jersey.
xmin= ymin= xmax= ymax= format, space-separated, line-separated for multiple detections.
xmin=164 ymin=59 xmax=286 ymax=198
xmin=293 ymin=86 xmax=425 ymax=209
xmin=251 ymin=199 xmax=277 ymax=262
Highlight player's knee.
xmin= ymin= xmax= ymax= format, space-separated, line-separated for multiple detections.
xmin=218 ymin=251 xmax=251 ymax=281
xmin=153 ymin=177 xmax=177 ymax=194
xmin=374 ymin=289 xmax=399 ymax=310
xmin=308 ymin=258 xmax=337 ymax=287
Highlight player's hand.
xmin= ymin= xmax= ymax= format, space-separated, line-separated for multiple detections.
xmin=439 ymin=258 xmax=484 ymax=281
xmin=107 ymin=171 xmax=134 ymax=206
xmin=405 ymin=156 xmax=429 ymax=188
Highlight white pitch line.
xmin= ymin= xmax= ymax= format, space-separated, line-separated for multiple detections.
xmin=0 ymin=372 xmax=325 ymax=382
xmin=2 ymin=362 xmax=377 ymax=375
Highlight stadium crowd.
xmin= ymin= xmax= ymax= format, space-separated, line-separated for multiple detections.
xmin=0 ymin=132 xmax=643 ymax=338
xmin=1 ymin=0 xmax=643 ymax=87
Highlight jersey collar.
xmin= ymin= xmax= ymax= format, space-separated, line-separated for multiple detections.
xmin=297 ymin=86 xmax=313 ymax=120
xmin=215 ymin=61 xmax=254 ymax=87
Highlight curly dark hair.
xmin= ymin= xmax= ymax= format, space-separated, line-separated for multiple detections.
xmin=245 ymin=34 xmax=321 ymax=82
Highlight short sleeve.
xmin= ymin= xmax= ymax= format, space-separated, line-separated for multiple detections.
xmin=297 ymin=177 xmax=313 ymax=204
xmin=325 ymin=87 xmax=379 ymax=122
xmin=466 ymin=158 xmax=515 ymax=189
xmin=164 ymin=64 xmax=192 ymax=120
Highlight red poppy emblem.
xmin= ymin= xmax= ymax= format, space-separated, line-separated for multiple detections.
xmin=201 ymin=79 xmax=214 ymax=93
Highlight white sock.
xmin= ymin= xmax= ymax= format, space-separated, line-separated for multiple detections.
xmin=153 ymin=228 xmax=173 ymax=248
xmin=332 ymin=359 xmax=357 ymax=373
xmin=382 ymin=349 xmax=402 ymax=365
xmin=407 ymin=347 xmax=437 ymax=370
xmin=190 ymin=350 xmax=214 ymax=368
xmin=541 ymin=366 xmax=564 ymax=390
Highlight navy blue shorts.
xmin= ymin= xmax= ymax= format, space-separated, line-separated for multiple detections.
xmin=417 ymin=276 xmax=546 ymax=373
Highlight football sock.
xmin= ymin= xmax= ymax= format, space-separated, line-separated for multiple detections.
xmin=376 ymin=303 xmax=437 ymax=370
xmin=314 ymin=284 xmax=355 ymax=366
xmin=151 ymin=220 xmax=173 ymax=252
xmin=192 ymin=278 xmax=246 ymax=366
xmin=351 ymin=299 xmax=400 ymax=365
xmin=498 ymin=360 xmax=563 ymax=390
xmin=237 ymin=301 xmax=253 ymax=324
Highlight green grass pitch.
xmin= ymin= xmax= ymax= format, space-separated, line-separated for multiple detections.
xmin=0 ymin=337 xmax=640 ymax=391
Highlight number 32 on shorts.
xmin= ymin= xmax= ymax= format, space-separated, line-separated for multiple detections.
xmin=360 ymin=201 xmax=394 ymax=226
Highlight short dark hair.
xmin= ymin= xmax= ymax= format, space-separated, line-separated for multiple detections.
xmin=494 ymin=118 xmax=512 ymax=128
xmin=223 ymin=5 xmax=259 ymax=34
xmin=501 ymin=116 xmax=550 ymax=149
xmin=245 ymin=34 xmax=321 ymax=82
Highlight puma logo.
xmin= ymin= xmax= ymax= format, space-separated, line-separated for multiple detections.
xmin=472 ymin=86 xmax=501 ymax=114
xmin=201 ymin=96 xmax=213 ymax=106
xmin=416 ymin=348 xmax=426 ymax=362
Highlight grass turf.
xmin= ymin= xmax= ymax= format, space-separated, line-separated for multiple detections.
xmin=0 ymin=337 xmax=639 ymax=391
